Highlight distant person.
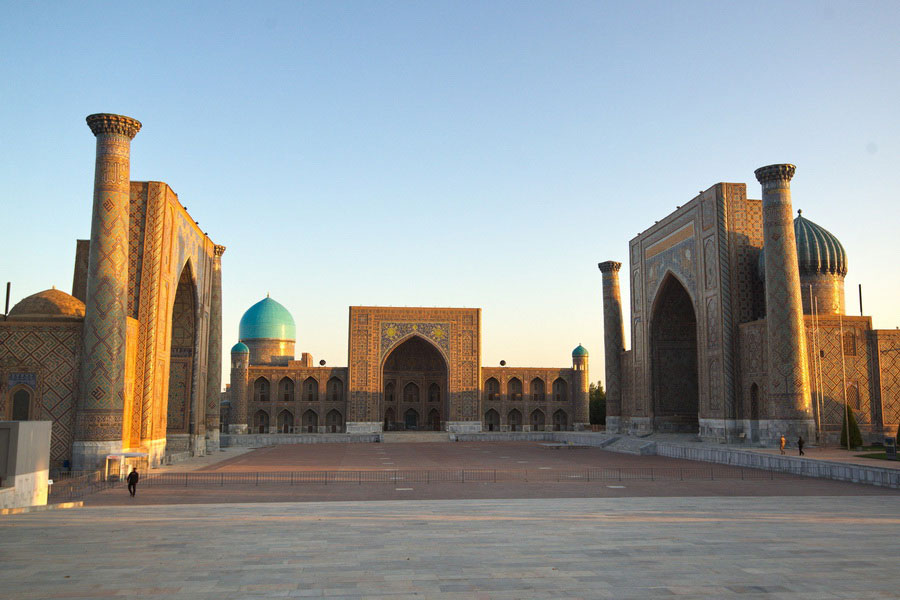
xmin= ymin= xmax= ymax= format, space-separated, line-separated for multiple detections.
xmin=127 ymin=468 xmax=140 ymax=497
xmin=797 ymin=436 xmax=805 ymax=456
xmin=779 ymin=435 xmax=786 ymax=455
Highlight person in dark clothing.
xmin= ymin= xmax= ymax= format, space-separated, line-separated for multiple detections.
xmin=797 ymin=436 xmax=805 ymax=456
xmin=127 ymin=469 xmax=139 ymax=497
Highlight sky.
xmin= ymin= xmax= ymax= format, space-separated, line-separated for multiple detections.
xmin=2 ymin=1 xmax=899 ymax=387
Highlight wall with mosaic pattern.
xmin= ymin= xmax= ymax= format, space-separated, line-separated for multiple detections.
xmin=0 ymin=323 xmax=81 ymax=466
xmin=348 ymin=307 xmax=481 ymax=424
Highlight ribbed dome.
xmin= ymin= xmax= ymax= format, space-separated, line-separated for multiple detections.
xmin=758 ymin=212 xmax=847 ymax=280
xmin=8 ymin=288 xmax=86 ymax=320
xmin=231 ymin=341 xmax=250 ymax=354
xmin=572 ymin=344 xmax=589 ymax=358
xmin=238 ymin=296 xmax=296 ymax=341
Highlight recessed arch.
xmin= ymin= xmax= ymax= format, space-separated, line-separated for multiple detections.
xmin=11 ymin=387 xmax=32 ymax=421
xmin=552 ymin=409 xmax=568 ymax=431
xmin=254 ymin=409 xmax=269 ymax=434
xmin=553 ymin=378 xmax=568 ymax=402
xmin=302 ymin=409 xmax=318 ymax=433
xmin=508 ymin=377 xmax=523 ymax=401
xmin=166 ymin=261 xmax=199 ymax=455
xmin=382 ymin=335 xmax=448 ymax=431
xmin=485 ymin=377 xmax=500 ymax=401
xmin=484 ymin=409 xmax=500 ymax=432
xmin=277 ymin=409 xmax=294 ymax=433
xmin=279 ymin=377 xmax=294 ymax=402
xmin=303 ymin=376 xmax=318 ymax=402
xmin=325 ymin=409 xmax=343 ymax=433
xmin=326 ymin=377 xmax=344 ymax=402
xmin=530 ymin=409 xmax=545 ymax=431
xmin=253 ymin=377 xmax=270 ymax=402
xmin=650 ymin=272 xmax=699 ymax=432
xmin=530 ymin=378 xmax=545 ymax=401
xmin=508 ymin=409 xmax=522 ymax=432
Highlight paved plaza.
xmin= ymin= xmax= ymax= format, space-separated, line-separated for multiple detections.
xmin=3 ymin=496 xmax=899 ymax=599
xmin=4 ymin=442 xmax=899 ymax=599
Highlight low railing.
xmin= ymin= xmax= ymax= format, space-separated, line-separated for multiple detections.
xmin=134 ymin=466 xmax=799 ymax=487
xmin=48 ymin=469 xmax=118 ymax=500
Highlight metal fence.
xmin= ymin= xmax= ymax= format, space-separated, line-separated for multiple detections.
xmin=49 ymin=469 xmax=119 ymax=500
xmin=128 ymin=466 xmax=797 ymax=488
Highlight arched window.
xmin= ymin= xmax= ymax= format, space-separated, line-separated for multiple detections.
xmin=404 ymin=408 xmax=419 ymax=430
xmin=384 ymin=380 xmax=395 ymax=403
xmin=303 ymin=377 xmax=318 ymax=402
xmin=404 ymin=382 xmax=420 ymax=403
xmin=254 ymin=410 xmax=269 ymax=433
xmin=553 ymin=378 xmax=568 ymax=402
xmin=530 ymin=409 xmax=545 ymax=431
xmin=12 ymin=389 xmax=31 ymax=421
xmin=302 ymin=409 xmax=318 ymax=433
xmin=530 ymin=378 xmax=545 ymax=402
xmin=327 ymin=377 xmax=344 ymax=402
xmin=277 ymin=410 xmax=294 ymax=433
xmin=484 ymin=409 xmax=500 ymax=432
xmin=485 ymin=378 xmax=500 ymax=401
xmin=279 ymin=378 xmax=294 ymax=402
xmin=428 ymin=383 xmax=441 ymax=403
xmin=553 ymin=409 xmax=568 ymax=431
xmin=508 ymin=409 xmax=522 ymax=432
xmin=384 ymin=407 xmax=396 ymax=430
xmin=508 ymin=378 xmax=523 ymax=401
xmin=254 ymin=378 xmax=269 ymax=402
xmin=325 ymin=409 xmax=343 ymax=433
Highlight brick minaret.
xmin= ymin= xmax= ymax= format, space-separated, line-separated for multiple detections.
xmin=598 ymin=261 xmax=624 ymax=433
xmin=74 ymin=113 xmax=141 ymax=469
xmin=754 ymin=164 xmax=815 ymax=441
xmin=205 ymin=245 xmax=226 ymax=451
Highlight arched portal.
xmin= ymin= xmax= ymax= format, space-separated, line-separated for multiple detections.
xmin=166 ymin=263 xmax=198 ymax=455
xmin=508 ymin=409 xmax=522 ymax=432
xmin=382 ymin=336 xmax=448 ymax=431
xmin=12 ymin=389 xmax=31 ymax=420
xmin=650 ymin=274 xmax=699 ymax=432
xmin=277 ymin=410 xmax=294 ymax=433
xmin=325 ymin=409 xmax=343 ymax=433
xmin=530 ymin=409 xmax=545 ymax=431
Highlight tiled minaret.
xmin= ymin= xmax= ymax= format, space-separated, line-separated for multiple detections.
xmin=571 ymin=346 xmax=590 ymax=430
xmin=754 ymin=164 xmax=815 ymax=441
xmin=74 ymin=113 xmax=141 ymax=469
xmin=598 ymin=261 xmax=624 ymax=433
xmin=229 ymin=343 xmax=250 ymax=433
xmin=205 ymin=245 xmax=226 ymax=451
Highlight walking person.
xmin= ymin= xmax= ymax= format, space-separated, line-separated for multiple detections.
xmin=779 ymin=435 xmax=786 ymax=455
xmin=127 ymin=468 xmax=139 ymax=497
xmin=797 ymin=436 xmax=805 ymax=456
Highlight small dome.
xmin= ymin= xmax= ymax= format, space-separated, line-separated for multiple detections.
xmin=8 ymin=288 xmax=85 ymax=320
xmin=238 ymin=296 xmax=296 ymax=341
xmin=758 ymin=212 xmax=847 ymax=280
xmin=231 ymin=341 xmax=250 ymax=354
xmin=572 ymin=344 xmax=589 ymax=358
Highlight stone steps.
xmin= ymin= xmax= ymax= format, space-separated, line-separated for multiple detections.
xmin=381 ymin=432 xmax=452 ymax=443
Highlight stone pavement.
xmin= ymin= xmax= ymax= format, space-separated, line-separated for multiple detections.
xmin=3 ymin=496 xmax=899 ymax=599
xmin=749 ymin=445 xmax=900 ymax=470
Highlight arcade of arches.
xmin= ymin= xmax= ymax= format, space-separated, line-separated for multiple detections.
xmin=226 ymin=307 xmax=591 ymax=433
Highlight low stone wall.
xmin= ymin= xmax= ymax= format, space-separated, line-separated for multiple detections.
xmin=654 ymin=441 xmax=900 ymax=489
xmin=221 ymin=433 xmax=381 ymax=447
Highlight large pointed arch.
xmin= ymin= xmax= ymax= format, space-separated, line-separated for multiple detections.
xmin=649 ymin=271 xmax=699 ymax=432
xmin=166 ymin=260 xmax=200 ymax=456
xmin=381 ymin=334 xmax=449 ymax=431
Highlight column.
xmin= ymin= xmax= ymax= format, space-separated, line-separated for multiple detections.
xmin=754 ymin=164 xmax=815 ymax=441
xmin=74 ymin=113 xmax=141 ymax=470
xmin=205 ymin=245 xmax=225 ymax=451
xmin=598 ymin=261 xmax=624 ymax=433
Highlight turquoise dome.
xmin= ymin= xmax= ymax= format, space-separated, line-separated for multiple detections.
xmin=238 ymin=297 xmax=296 ymax=341
xmin=758 ymin=212 xmax=847 ymax=280
xmin=231 ymin=341 xmax=249 ymax=354
xmin=572 ymin=344 xmax=589 ymax=358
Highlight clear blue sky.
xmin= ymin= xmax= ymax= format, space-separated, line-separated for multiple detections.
xmin=2 ymin=1 xmax=899 ymax=386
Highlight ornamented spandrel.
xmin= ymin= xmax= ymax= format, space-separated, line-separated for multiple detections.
xmin=77 ymin=114 xmax=141 ymax=443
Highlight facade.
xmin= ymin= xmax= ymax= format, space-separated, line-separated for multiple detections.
xmin=227 ymin=305 xmax=590 ymax=433
xmin=0 ymin=114 xmax=223 ymax=469
xmin=601 ymin=164 xmax=900 ymax=444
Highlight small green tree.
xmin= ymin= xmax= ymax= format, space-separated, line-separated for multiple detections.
xmin=589 ymin=380 xmax=606 ymax=425
xmin=840 ymin=407 xmax=862 ymax=449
